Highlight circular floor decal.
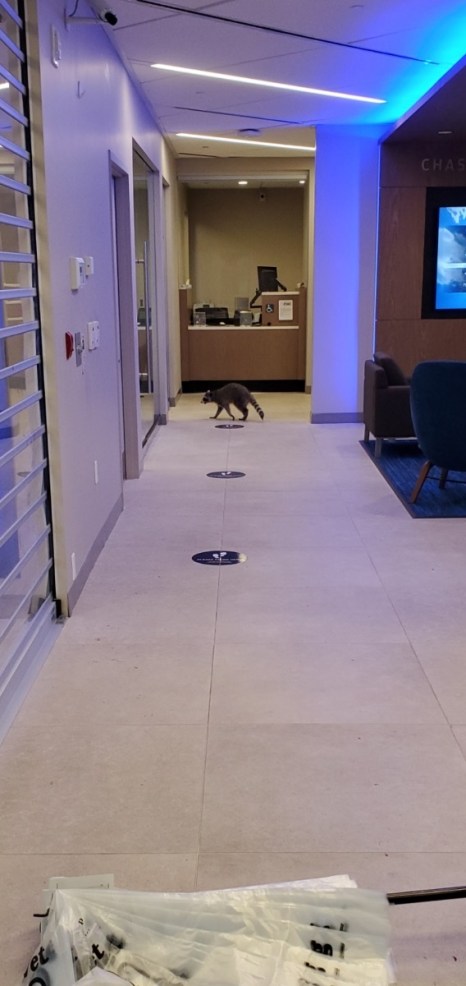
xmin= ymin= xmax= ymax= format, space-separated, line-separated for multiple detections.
xmin=215 ymin=423 xmax=244 ymax=429
xmin=192 ymin=550 xmax=247 ymax=566
xmin=207 ymin=470 xmax=246 ymax=479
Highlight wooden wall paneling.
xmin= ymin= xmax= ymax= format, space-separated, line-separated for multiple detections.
xmin=188 ymin=329 xmax=300 ymax=380
xmin=380 ymin=143 xmax=466 ymax=189
xmin=375 ymin=141 xmax=466 ymax=369
xmin=376 ymin=187 xmax=425 ymax=321
xmin=377 ymin=319 xmax=466 ymax=375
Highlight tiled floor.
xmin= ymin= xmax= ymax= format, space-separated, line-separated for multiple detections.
xmin=2 ymin=392 xmax=466 ymax=985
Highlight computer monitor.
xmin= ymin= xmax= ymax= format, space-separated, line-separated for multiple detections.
xmin=258 ymin=266 xmax=279 ymax=292
xmin=250 ymin=266 xmax=287 ymax=307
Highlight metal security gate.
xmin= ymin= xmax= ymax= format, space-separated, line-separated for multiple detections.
xmin=0 ymin=0 xmax=57 ymax=735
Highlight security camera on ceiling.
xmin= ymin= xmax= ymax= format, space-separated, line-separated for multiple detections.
xmin=91 ymin=1 xmax=118 ymax=24
xmin=65 ymin=0 xmax=118 ymax=27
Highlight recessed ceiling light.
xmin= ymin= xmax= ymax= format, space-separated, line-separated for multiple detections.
xmin=438 ymin=129 xmax=453 ymax=134
xmin=176 ymin=133 xmax=315 ymax=152
xmin=238 ymin=180 xmax=248 ymax=185
xmin=153 ymin=63 xmax=385 ymax=105
xmin=0 ymin=82 xmax=9 ymax=90
xmin=299 ymin=179 xmax=306 ymax=184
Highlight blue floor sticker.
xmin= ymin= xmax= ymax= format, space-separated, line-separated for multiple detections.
xmin=192 ymin=550 xmax=247 ymax=566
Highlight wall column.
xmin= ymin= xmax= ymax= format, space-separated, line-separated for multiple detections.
xmin=311 ymin=125 xmax=384 ymax=421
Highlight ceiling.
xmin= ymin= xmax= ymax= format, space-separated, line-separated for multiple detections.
xmin=73 ymin=0 xmax=466 ymax=156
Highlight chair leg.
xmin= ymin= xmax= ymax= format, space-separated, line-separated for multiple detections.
xmin=410 ymin=460 xmax=433 ymax=503
xmin=374 ymin=438 xmax=383 ymax=458
xmin=439 ymin=468 xmax=448 ymax=489
xmin=363 ymin=425 xmax=369 ymax=443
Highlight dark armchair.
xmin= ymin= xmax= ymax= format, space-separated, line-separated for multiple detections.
xmin=410 ymin=360 xmax=466 ymax=503
xmin=363 ymin=352 xmax=415 ymax=457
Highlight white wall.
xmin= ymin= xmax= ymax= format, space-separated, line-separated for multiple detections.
xmin=311 ymin=126 xmax=384 ymax=420
xmin=30 ymin=0 xmax=170 ymax=610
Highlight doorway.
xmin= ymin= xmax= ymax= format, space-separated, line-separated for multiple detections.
xmin=133 ymin=149 xmax=156 ymax=445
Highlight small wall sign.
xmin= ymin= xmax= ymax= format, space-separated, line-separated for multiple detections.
xmin=278 ymin=299 xmax=293 ymax=320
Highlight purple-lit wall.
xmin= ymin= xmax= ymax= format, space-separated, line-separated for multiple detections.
xmin=311 ymin=126 xmax=383 ymax=421
xmin=30 ymin=0 xmax=170 ymax=610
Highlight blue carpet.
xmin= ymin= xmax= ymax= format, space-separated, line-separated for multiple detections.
xmin=360 ymin=440 xmax=466 ymax=518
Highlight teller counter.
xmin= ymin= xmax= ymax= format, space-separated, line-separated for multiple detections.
xmin=179 ymin=288 xmax=307 ymax=385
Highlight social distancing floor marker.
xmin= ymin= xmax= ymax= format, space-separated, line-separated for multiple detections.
xmin=192 ymin=550 xmax=247 ymax=565
xmin=215 ymin=423 xmax=244 ymax=429
xmin=207 ymin=471 xmax=245 ymax=479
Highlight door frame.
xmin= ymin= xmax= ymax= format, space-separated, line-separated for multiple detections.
xmin=133 ymin=141 xmax=169 ymax=430
xmin=109 ymin=151 xmax=141 ymax=478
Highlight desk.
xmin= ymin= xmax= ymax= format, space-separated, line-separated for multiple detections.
xmin=180 ymin=288 xmax=306 ymax=384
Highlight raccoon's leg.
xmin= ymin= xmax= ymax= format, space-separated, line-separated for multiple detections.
xmin=239 ymin=405 xmax=249 ymax=421
xmin=210 ymin=405 xmax=222 ymax=419
xmin=225 ymin=403 xmax=235 ymax=420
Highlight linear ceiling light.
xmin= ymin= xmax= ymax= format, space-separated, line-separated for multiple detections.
xmin=152 ymin=63 xmax=385 ymax=104
xmin=176 ymin=133 xmax=315 ymax=151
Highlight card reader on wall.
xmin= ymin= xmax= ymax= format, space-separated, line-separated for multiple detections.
xmin=69 ymin=256 xmax=85 ymax=291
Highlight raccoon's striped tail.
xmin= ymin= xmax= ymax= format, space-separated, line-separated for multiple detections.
xmin=251 ymin=398 xmax=264 ymax=419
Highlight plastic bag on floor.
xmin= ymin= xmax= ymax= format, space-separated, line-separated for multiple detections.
xmin=76 ymin=974 xmax=127 ymax=985
xmin=20 ymin=876 xmax=393 ymax=986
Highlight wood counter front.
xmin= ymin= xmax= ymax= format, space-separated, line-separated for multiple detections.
xmin=179 ymin=286 xmax=307 ymax=383
xmin=187 ymin=325 xmax=301 ymax=380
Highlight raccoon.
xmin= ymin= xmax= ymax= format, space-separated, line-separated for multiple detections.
xmin=201 ymin=383 xmax=265 ymax=421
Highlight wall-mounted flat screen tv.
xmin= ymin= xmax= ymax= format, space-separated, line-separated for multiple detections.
xmin=422 ymin=187 xmax=466 ymax=318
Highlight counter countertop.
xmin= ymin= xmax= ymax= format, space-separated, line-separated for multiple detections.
xmin=188 ymin=323 xmax=300 ymax=331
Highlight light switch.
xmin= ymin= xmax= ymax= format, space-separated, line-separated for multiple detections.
xmin=70 ymin=257 xmax=85 ymax=290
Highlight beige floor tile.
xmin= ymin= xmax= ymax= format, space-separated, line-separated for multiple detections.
xmin=70 ymin=586 xmax=219 ymax=632
xmin=14 ymin=640 xmax=213 ymax=726
xmin=209 ymin=640 xmax=445 ymax=724
xmin=0 ymin=722 xmax=207 ymax=854
xmin=196 ymin=848 xmax=466 ymax=895
xmin=215 ymin=545 xmax=381 ymax=588
xmin=201 ymin=724 xmax=466 ymax=852
xmin=224 ymin=489 xmax=349 ymax=516
xmin=451 ymin=726 xmax=466 ymax=757
xmin=215 ymin=585 xmax=407 ymax=644
xmin=360 ymin=543 xmax=466 ymax=592
xmin=409 ymin=644 xmax=466 ymax=724
xmin=383 ymin=586 xmax=466 ymax=641
xmin=220 ymin=513 xmax=364 ymax=549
